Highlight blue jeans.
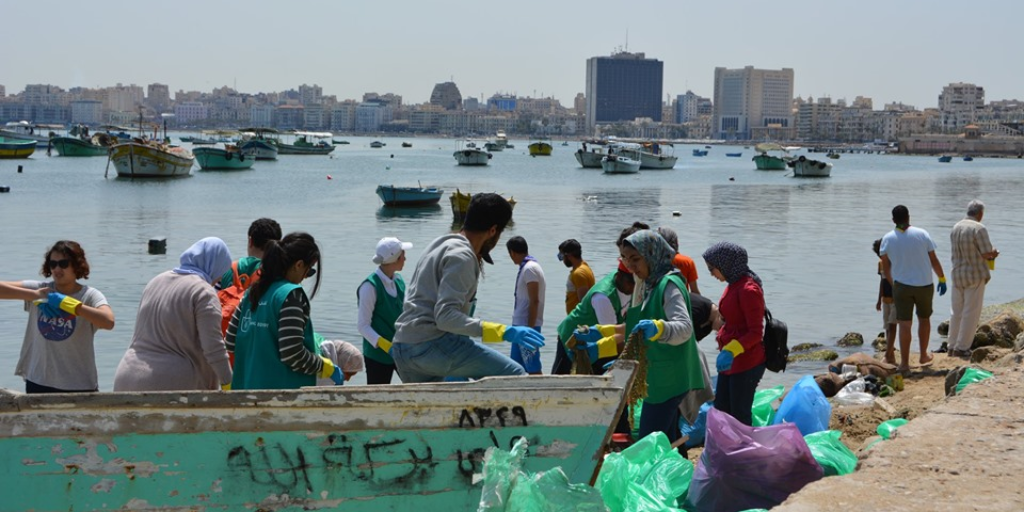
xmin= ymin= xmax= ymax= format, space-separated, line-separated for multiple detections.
xmin=714 ymin=364 xmax=766 ymax=426
xmin=391 ymin=332 xmax=526 ymax=383
xmin=509 ymin=326 xmax=542 ymax=373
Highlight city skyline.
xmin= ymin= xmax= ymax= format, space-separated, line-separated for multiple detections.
xmin=4 ymin=0 xmax=1020 ymax=109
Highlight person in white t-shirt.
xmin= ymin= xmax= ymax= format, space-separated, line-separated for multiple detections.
xmin=506 ymin=236 xmax=545 ymax=375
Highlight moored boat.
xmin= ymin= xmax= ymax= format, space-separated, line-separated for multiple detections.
xmin=274 ymin=132 xmax=336 ymax=155
xmin=692 ymin=149 xmax=708 ymax=157
xmin=401 ymin=142 xmax=413 ymax=148
xmin=620 ymin=142 xmax=677 ymax=169
xmin=528 ymin=140 xmax=553 ymax=156
xmin=193 ymin=145 xmax=255 ymax=171
xmin=938 ymin=155 xmax=953 ymax=163
xmin=0 ymin=362 xmax=636 ymax=512
xmin=788 ymin=155 xmax=833 ymax=177
xmin=50 ymin=134 xmax=112 ymax=157
xmin=332 ymin=139 xmax=350 ymax=145
xmin=376 ymin=184 xmax=444 ymax=206
xmin=0 ymin=137 xmax=35 ymax=158
xmin=238 ymin=128 xmax=279 ymax=160
xmin=726 ymin=152 xmax=742 ymax=157
xmin=453 ymin=141 xmax=491 ymax=166
xmin=109 ymin=140 xmax=194 ymax=178
xmin=450 ymin=188 xmax=516 ymax=220
xmin=601 ymin=154 xmax=641 ymax=174
xmin=752 ymin=143 xmax=791 ymax=170
xmin=370 ymin=140 xmax=386 ymax=148
xmin=963 ymin=155 xmax=974 ymax=162
xmin=0 ymin=121 xmax=62 ymax=148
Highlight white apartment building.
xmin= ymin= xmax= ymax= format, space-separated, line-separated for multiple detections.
xmin=250 ymin=105 xmax=274 ymax=127
xmin=712 ymin=66 xmax=794 ymax=140
xmin=106 ymin=83 xmax=144 ymax=112
xmin=174 ymin=101 xmax=208 ymax=124
xmin=939 ymin=82 xmax=984 ymax=132
xmin=70 ymin=100 xmax=103 ymax=125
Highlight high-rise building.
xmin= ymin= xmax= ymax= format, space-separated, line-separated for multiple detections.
xmin=573 ymin=93 xmax=585 ymax=113
xmin=487 ymin=94 xmax=516 ymax=111
xmin=299 ymin=84 xmax=323 ymax=106
xmin=430 ymin=82 xmax=462 ymax=110
xmin=712 ymin=66 xmax=794 ymax=140
xmin=938 ymin=82 xmax=984 ymax=132
xmin=585 ymin=51 xmax=663 ymax=132
xmin=70 ymin=100 xmax=103 ymax=125
xmin=676 ymin=90 xmax=711 ymax=124
xmin=0 ymin=85 xmax=5 ymax=98
xmin=147 ymin=83 xmax=171 ymax=113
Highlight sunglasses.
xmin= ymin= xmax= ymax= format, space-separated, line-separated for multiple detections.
xmin=305 ymin=267 xmax=317 ymax=278
xmin=48 ymin=259 xmax=71 ymax=269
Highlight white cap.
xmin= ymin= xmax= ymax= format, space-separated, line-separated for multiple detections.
xmin=373 ymin=237 xmax=413 ymax=265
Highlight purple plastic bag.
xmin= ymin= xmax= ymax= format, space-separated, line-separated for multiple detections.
xmin=685 ymin=408 xmax=823 ymax=512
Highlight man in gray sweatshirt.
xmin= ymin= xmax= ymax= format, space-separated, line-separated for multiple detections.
xmin=391 ymin=193 xmax=545 ymax=383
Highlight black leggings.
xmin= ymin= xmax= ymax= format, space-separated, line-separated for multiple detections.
xmin=714 ymin=364 xmax=766 ymax=426
xmin=25 ymin=380 xmax=97 ymax=394
xmin=365 ymin=357 xmax=398 ymax=385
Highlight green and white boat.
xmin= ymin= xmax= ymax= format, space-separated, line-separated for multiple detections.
xmin=0 ymin=362 xmax=636 ymax=511
xmin=752 ymin=142 xmax=791 ymax=170
xmin=51 ymin=128 xmax=117 ymax=157
xmin=194 ymin=144 xmax=255 ymax=170
xmin=274 ymin=131 xmax=336 ymax=155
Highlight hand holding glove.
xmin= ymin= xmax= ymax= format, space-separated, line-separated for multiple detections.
xmin=320 ymin=356 xmax=344 ymax=385
xmin=376 ymin=337 xmax=393 ymax=354
xmin=45 ymin=291 xmax=82 ymax=316
xmin=716 ymin=339 xmax=745 ymax=372
xmin=572 ymin=325 xmax=620 ymax=361
xmin=482 ymin=322 xmax=545 ymax=350
xmin=937 ymin=277 xmax=947 ymax=296
xmin=631 ymin=319 xmax=665 ymax=342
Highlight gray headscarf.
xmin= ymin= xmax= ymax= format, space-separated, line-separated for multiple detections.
xmin=702 ymin=241 xmax=762 ymax=288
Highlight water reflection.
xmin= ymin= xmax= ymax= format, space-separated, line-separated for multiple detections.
xmin=375 ymin=204 xmax=443 ymax=221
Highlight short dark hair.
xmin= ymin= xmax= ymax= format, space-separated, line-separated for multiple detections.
xmin=872 ymin=238 xmax=882 ymax=256
xmin=558 ymin=239 xmax=582 ymax=259
xmin=892 ymin=205 xmax=910 ymax=225
xmin=41 ymin=240 xmax=90 ymax=280
xmin=249 ymin=218 xmax=282 ymax=251
xmin=616 ymin=221 xmax=649 ymax=247
xmin=463 ymin=193 xmax=513 ymax=233
xmin=506 ymin=236 xmax=528 ymax=254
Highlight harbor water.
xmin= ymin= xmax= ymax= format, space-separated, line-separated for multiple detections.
xmin=2 ymin=139 xmax=1023 ymax=391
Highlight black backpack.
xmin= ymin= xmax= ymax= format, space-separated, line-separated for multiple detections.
xmin=763 ymin=308 xmax=789 ymax=372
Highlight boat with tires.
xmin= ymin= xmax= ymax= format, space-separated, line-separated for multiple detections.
xmin=601 ymin=154 xmax=641 ymax=174
xmin=193 ymin=145 xmax=255 ymax=170
xmin=0 ymin=137 xmax=35 ymax=158
xmin=453 ymin=140 xmax=491 ymax=166
xmin=238 ymin=128 xmax=279 ymax=160
xmin=376 ymin=184 xmax=444 ymax=206
xmin=109 ymin=139 xmax=195 ymax=178
xmin=788 ymin=155 xmax=833 ymax=177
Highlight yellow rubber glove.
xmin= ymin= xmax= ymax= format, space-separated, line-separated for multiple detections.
xmin=57 ymin=295 xmax=83 ymax=315
xmin=595 ymin=335 xmax=620 ymax=359
xmin=221 ymin=383 xmax=231 ymax=391
xmin=376 ymin=337 xmax=392 ymax=354
xmin=595 ymin=324 xmax=618 ymax=338
xmin=481 ymin=321 xmax=507 ymax=343
xmin=722 ymin=339 xmax=745 ymax=357
xmin=319 ymin=356 xmax=337 ymax=378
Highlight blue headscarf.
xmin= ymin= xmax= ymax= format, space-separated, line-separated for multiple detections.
xmin=173 ymin=237 xmax=232 ymax=284
xmin=702 ymin=241 xmax=762 ymax=288
xmin=624 ymin=230 xmax=676 ymax=301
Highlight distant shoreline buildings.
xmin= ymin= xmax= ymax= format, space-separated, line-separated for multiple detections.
xmin=2 ymin=59 xmax=1022 ymax=145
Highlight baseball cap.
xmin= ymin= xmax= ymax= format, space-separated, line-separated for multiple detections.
xmin=373 ymin=237 xmax=412 ymax=265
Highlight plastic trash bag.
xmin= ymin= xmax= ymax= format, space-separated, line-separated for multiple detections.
xmin=876 ymin=418 xmax=908 ymax=440
xmin=751 ymin=385 xmax=785 ymax=426
xmin=596 ymin=432 xmax=693 ymax=512
xmin=955 ymin=367 xmax=994 ymax=395
xmin=679 ymin=402 xmax=713 ymax=448
xmin=803 ymin=430 xmax=857 ymax=476
xmin=685 ymin=408 xmax=823 ymax=512
xmin=834 ymin=377 xmax=876 ymax=406
xmin=772 ymin=374 xmax=832 ymax=435
xmin=477 ymin=438 xmax=606 ymax=512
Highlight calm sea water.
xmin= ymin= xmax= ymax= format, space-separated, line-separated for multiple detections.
xmin=2 ymin=137 xmax=1023 ymax=391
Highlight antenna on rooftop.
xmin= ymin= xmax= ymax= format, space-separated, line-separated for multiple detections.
xmin=625 ymin=29 xmax=629 ymax=52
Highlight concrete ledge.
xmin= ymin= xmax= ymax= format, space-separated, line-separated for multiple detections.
xmin=775 ymin=365 xmax=1024 ymax=512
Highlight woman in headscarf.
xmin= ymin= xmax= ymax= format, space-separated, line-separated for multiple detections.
xmin=702 ymin=241 xmax=765 ymax=426
xmin=113 ymin=238 xmax=234 ymax=391
xmin=576 ymin=230 xmax=705 ymax=444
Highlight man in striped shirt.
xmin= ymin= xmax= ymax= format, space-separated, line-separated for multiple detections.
xmin=947 ymin=200 xmax=999 ymax=358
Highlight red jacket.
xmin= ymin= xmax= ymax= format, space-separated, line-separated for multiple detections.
xmin=716 ymin=275 xmax=766 ymax=375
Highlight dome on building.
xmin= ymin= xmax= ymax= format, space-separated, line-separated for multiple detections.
xmin=430 ymin=82 xmax=462 ymax=110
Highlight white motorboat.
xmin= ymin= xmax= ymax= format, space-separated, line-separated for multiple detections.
xmin=619 ymin=142 xmax=677 ymax=170
xmin=601 ymin=154 xmax=641 ymax=174
xmin=453 ymin=140 xmax=491 ymax=166
xmin=788 ymin=155 xmax=833 ymax=177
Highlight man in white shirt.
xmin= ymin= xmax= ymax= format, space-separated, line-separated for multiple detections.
xmin=506 ymin=236 xmax=546 ymax=375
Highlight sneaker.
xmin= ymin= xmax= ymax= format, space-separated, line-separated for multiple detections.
xmin=950 ymin=349 xmax=972 ymax=359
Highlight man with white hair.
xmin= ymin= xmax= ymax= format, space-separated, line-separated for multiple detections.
xmin=947 ymin=200 xmax=999 ymax=358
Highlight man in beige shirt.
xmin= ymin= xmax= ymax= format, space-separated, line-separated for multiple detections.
xmin=947 ymin=200 xmax=999 ymax=358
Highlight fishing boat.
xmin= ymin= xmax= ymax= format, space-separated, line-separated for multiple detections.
xmin=332 ymin=139 xmax=350 ymax=145
xmin=0 ymin=137 xmax=35 ymax=158
xmin=193 ymin=145 xmax=255 ymax=171
xmin=401 ymin=142 xmax=413 ymax=148
xmin=274 ymin=132 xmax=336 ymax=155
xmin=376 ymin=184 xmax=444 ymax=206
xmin=620 ymin=142 xmax=678 ymax=169
xmin=238 ymin=128 xmax=279 ymax=160
xmin=692 ymin=149 xmax=708 ymax=157
xmin=450 ymin=188 xmax=516 ymax=220
xmin=0 ymin=121 xmax=63 ymax=148
xmin=50 ymin=133 xmax=114 ymax=157
xmin=601 ymin=154 xmax=641 ymax=174
xmin=788 ymin=155 xmax=833 ymax=177
xmin=725 ymin=152 xmax=742 ymax=157
xmin=938 ymin=155 xmax=953 ymax=163
xmin=963 ymin=155 xmax=974 ymax=162
xmin=453 ymin=141 xmax=491 ymax=166
xmin=109 ymin=139 xmax=195 ymax=178
xmin=484 ymin=130 xmax=509 ymax=152
xmin=827 ymin=151 xmax=840 ymax=159
xmin=0 ymin=361 xmax=636 ymax=512
xmin=370 ymin=141 xmax=386 ymax=148
xmin=752 ymin=143 xmax=791 ymax=170
xmin=528 ymin=139 xmax=553 ymax=156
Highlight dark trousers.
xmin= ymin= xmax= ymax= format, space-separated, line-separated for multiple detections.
xmin=25 ymin=380 xmax=96 ymax=394
xmin=714 ymin=364 xmax=766 ymax=426
xmin=638 ymin=392 xmax=686 ymax=445
xmin=365 ymin=357 xmax=398 ymax=385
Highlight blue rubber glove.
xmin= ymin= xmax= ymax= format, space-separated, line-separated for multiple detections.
xmin=572 ymin=327 xmax=603 ymax=345
xmin=631 ymin=319 xmax=665 ymax=341
xmin=937 ymin=278 xmax=947 ymax=296
xmin=330 ymin=366 xmax=344 ymax=385
xmin=716 ymin=350 xmax=735 ymax=372
xmin=581 ymin=340 xmax=599 ymax=362
xmin=36 ymin=301 xmax=61 ymax=318
xmin=46 ymin=291 xmax=82 ymax=316
xmin=503 ymin=326 xmax=545 ymax=350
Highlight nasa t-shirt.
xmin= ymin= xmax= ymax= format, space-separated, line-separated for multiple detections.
xmin=17 ymin=280 xmax=108 ymax=390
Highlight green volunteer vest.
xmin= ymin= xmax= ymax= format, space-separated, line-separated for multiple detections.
xmin=233 ymin=280 xmax=316 ymax=390
xmin=359 ymin=272 xmax=404 ymax=365
xmin=557 ymin=272 xmax=624 ymax=342
xmin=624 ymin=274 xmax=704 ymax=404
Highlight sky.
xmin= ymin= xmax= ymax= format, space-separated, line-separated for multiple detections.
xmin=3 ymin=0 xmax=1020 ymax=110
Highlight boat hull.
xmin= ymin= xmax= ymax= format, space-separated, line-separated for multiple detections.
xmin=0 ymin=129 xmax=51 ymax=148
xmin=240 ymin=139 xmax=279 ymax=160
xmin=193 ymin=147 xmax=255 ymax=170
xmin=789 ymin=157 xmax=832 ymax=177
xmin=453 ymin=149 xmax=491 ymax=166
xmin=620 ymin=149 xmax=677 ymax=169
xmin=601 ymin=156 xmax=641 ymax=174
xmin=528 ymin=142 xmax=552 ymax=156
xmin=376 ymin=185 xmax=444 ymax=206
xmin=0 ymin=362 xmax=635 ymax=512
xmin=50 ymin=137 xmax=109 ymax=157
xmin=575 ymin=149 xmax=604 ymax=168
xmin=753 ymin=154 xmax=788 ymax=170
xmin=275 ymin=143 xmax=335 ymax=155
xmin=110 ymin=143 xmax=194 ymax=178
xmin=0 ymin=137 xmax=36 ymax=159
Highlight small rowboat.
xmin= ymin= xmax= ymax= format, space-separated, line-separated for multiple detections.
xmin=0 ymin=137 xmax=35 ymax=159
xmin=376 ymin=184 xmax=444 ymax=206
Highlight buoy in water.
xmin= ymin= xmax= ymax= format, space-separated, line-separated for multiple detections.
xmin=327 ymin=175 xmax=333 ymax=180
xmin=386 ymin=166 xmax=391 ymax=170
xmin=729 ymin=177 xmax=735 ymax=181
xmin=672 ymin=211 xmax=681 ymax=217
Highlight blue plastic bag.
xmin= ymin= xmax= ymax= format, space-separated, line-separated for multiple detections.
xmin=679 ymin=402 xmax=713 ymax=449
xmin=771 ymin=375 xmax=831 ymax=436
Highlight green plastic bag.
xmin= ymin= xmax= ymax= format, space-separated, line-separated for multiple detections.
xmin=955 ymin=367 xmax=994 ymax=395
xmin=803 ymin=430 xmax=857 ymax=476
xmin=751 ymin=385 xmax=785 ymax=427
xmin=596 ymin=432 xmax=694 ymax=512
xmin=478 ymin=438 xmax=606 ymax=512
xmin=876 ymin=418 xmax=908 ymax=440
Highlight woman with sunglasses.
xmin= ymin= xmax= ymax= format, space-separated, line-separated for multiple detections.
xmin=113 ymin=237 xmax=234 ymax=392
xmin=226 ymin=232 xmax=343 ymax=389
xmin=0 ymin=240 xmax=115 ymax=393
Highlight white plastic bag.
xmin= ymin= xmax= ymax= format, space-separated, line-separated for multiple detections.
xmin=834 ymin=377 xmax=875 ymax=406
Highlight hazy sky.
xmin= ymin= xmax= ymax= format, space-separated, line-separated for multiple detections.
xmin=4 ymin=0 xmax=1019 ymax=109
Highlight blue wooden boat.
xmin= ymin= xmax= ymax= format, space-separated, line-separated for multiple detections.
xmin=692 ymin=149 xmax=708 ymax=157
xmin=376 ymin=184 xmax=445 ymax=206
xmin=963 ymin=155 xmax=974 ymax=162
xmin=726 ymin=152 xmax=742 ymax=157
xmin=0 ymin=362 xmax=636 ymax=511
xmin=0 ymin=136 xmax=36 ymax=159
xmin=938 ymin=155 xmax=953 ymax=163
